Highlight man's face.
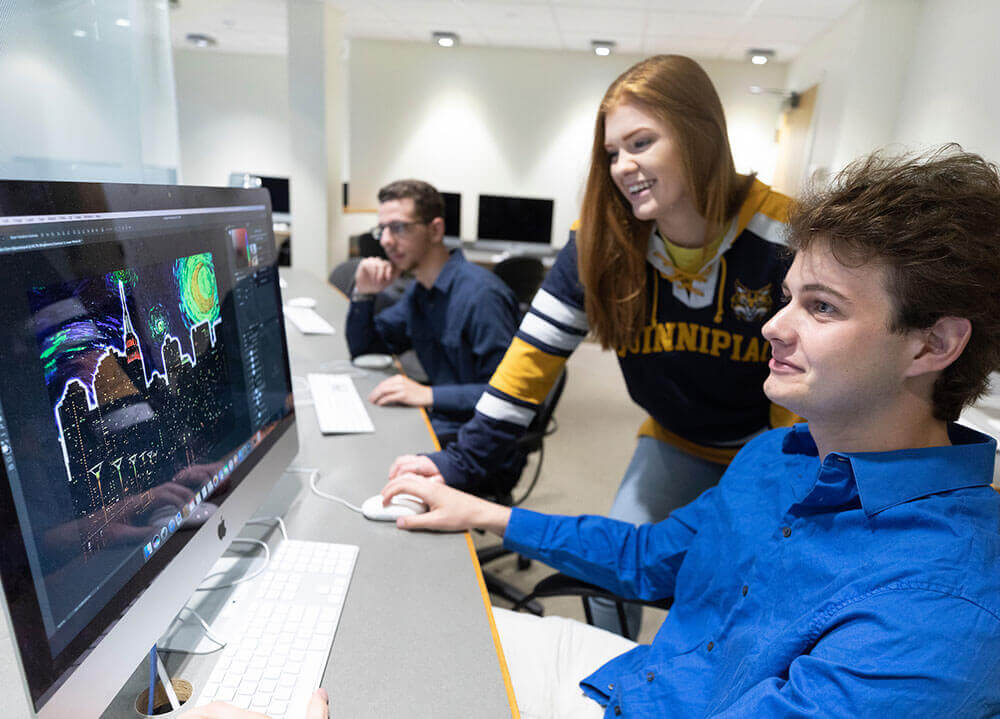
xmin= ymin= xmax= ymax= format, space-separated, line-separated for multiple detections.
xmin=377 ymin=198 xmax=434 ymax=273
xmin=762 ymin=240 xmax=922 ymax=425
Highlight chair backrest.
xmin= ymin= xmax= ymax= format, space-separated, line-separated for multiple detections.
xmin=329 ymin=257 xmax=361 ymax=296
xmin=517 ymin=367 xmax=567 ymax=457
xmin=492 ymin=256 xmax=546 ymax=313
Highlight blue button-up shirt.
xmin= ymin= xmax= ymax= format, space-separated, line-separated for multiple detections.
xmin=346 ymin=250 xmax=519 ymax=438
xmin=504 ymin=423 xmax=1000 ymax=717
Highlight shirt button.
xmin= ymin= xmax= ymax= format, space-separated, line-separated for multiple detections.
xmin=614 ymin=706 xmax=622 ymax=716
xmin=742 ymin=585 xmax=749 ymax=596
xmin=781 ymin=526 xmax=792 ymax=538
xmin=646 ymin=671 xmax=655 ymax=682
xmin=608 ymin=683 xmax=614 ymax=691
xmin=707 ymin=641 xmax=715 ymax=652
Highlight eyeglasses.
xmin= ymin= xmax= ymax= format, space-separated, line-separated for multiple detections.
xmin=370 ymin=221 xmax=426 ymax=241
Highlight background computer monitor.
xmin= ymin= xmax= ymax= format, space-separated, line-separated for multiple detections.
xmin=0 ymin=180 xmax=298 ymax=717
xmin=441 ymin=192 xmax=461 ymax=237
xmin=476 ymin=194 xmax=554 ymax=245
xmin=229 ymin=173 xmax=291 ymax=224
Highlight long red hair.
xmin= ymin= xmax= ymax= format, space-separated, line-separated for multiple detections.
xmin=577 ymin=55 xmax=752 ymax=349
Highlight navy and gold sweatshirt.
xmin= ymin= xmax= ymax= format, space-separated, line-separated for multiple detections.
xmin=428 ymin=179 xmax=797 ymax=490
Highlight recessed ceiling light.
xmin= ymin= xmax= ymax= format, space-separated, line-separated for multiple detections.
xmin=186 ymin=32 xmax=218 ymax=48
xmin=433 ymin=31 xmax=458 ymax=48
xmin=115 ymin=18 xmax=131 ymax=28
xmin=748 ymin=48 xmax=774 ymax=65
xmin=592 ymin=40 xmax=615 ymax=57
xmin=72 ymin=29 xmax=87 ymax=38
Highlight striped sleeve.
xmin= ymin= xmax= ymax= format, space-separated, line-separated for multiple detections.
xmin=428 ymin=235 xmax=588 ymax=490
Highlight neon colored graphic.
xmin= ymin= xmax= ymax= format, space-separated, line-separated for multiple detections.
xmin=147 ymin=303 xmax=169 ymax=343
xmin=106 ymin=268 xmax=139 ymax=293
xmin=173 ymin=253 xmax=219 ymax=331
xmin=27 ymin=253 xmax=232 ymax=560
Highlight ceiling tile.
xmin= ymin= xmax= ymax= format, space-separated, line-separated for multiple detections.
xmin=552 ymin=6 xmax=646 ymax=35
xmin=645 ymin=0 xmax=756 ymax=14
xmin=646 ymin=11 xmax=746 ymax=38
xmin=460 ymin=2 xmax=559 ymax=30
xmin=371 ymin=1 xmax=478 ymax=26
xmin=753 ymin=0 xmax=859 ymax=20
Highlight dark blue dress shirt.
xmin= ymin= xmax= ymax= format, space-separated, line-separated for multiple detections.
xmin=346 ymin=250 xmax=519 ymax=439
xmin=504 ymin=423 xmax=1000 ymax=717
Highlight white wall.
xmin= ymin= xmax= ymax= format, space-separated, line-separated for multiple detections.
xmin=893 ymin=0 xmax=1000 ymax=159
xmin=348 ymin=39 xmax=788 ymax=244
xmin=173 ymin=41 xmax=787 ymax=246
xmin=786 ymin=0 xmax=920 ymax=180
xmin=173 ymin=48 xmax=291 ymax=186
xmin=0 ymin=0 xmax=179 ymax=183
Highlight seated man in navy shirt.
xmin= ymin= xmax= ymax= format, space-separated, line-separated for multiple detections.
xmin=345 ymin=179 xmax=520 ymax=449
xmin=381 ymin=148 xmax=1000 ymax=718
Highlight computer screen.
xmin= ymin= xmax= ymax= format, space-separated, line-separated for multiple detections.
xmin=441 ymin=192 xmax=461 ymax=237
xmin=0 ymin=181 xmax=298 ymax=716
xmin=476 ymin=194 xmax=553 ymax=245
xmin=228 ymin=174 xmax=291 ymax=223
xmin=257 ymin=176 xmax=290 ymax=215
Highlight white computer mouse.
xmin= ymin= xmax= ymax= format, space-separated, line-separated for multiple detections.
xmin=286 ymin=296 xmax=317 ymax=309
xmin=351 ymin=353 xmax=393 ymax=370
xmin=361 ymin=493 xmax=428 ymax=521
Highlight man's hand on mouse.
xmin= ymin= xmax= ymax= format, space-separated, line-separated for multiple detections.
xmin=382 ymin=473 xmax=511 ymax=535
xmin=368 ymin=375 xmax=432 ymax=407
xmin=354 ymin=257 xmax=399 ymax=294
xmin=388 ymin=454 xmax=441 ymax=480
xmin=179 ymin=688 xmax=328 ymax=719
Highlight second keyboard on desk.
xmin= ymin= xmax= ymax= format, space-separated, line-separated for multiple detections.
xmin=194 ymin=539 xmax=359 ymax=719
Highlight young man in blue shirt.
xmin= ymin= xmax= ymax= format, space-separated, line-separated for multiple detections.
xmin=345 ymin=179 xmax=520 ymax=448
xmin=382 ymin=149 xmax=1000 ymax=718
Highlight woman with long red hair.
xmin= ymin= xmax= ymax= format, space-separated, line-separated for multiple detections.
xmin=390 ymin=55 xmax=797 ymax=637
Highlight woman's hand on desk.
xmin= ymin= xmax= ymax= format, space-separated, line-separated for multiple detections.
xmin=179 ymin=688 xmax=328 ymax=719
xmin=368 ymin=375 xmax=433 ymax=407
xmin=388 ymin=454 xmax=441 ymax=479
xmin=383 ymin=474 xmax=512 ymax=536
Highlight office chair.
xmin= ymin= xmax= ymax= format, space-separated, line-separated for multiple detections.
xmin=477 ymin=368 xmax=567 ymax=615
xmin=492 ymin=256 xmax=547 ymax=315
xmin=512 ymin=572 xmax=673 ymax=637
xmin=328 ymin=257 xmax=413 ymax=314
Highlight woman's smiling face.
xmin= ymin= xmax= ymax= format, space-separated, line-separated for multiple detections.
xmin=604 ymin=101 xmax=695 ymax=233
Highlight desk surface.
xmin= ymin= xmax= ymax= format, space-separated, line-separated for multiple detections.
xmin=102 ymin=268 xmax=516 ymax=719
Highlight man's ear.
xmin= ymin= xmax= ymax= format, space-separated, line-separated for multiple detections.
xmin=905 ymin=316 xmax=972 ymax=377
xmin=428 ymin=217 xmax=445 ymax=243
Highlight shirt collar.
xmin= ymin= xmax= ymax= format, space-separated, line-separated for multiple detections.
xmin=782 ymin=423 xmax=997 ymax=517
xmin=425 ymin=248 xmax=464 ymax=295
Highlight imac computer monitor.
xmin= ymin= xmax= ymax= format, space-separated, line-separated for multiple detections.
xmin=476 ymin=194 xmax=553 ymax=246
xmin=0 ymin=181 xmax=298 ymax=717
xmin=229 ymin=174 xmax=291 ymax=224
xmin=441 ymin=192 xmax=461 ymax=238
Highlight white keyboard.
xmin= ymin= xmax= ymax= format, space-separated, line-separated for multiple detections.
xmin=307 ymin=373 xmax=375 ymax=434
xmin=194 ymin=539 xmax=359 ymax=719
xmin=283 ymin=306 xmax=336 ymax=334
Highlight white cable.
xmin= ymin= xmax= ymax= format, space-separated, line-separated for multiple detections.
xmin=159 ymin=607 xmax=228 ymax=656
xmin=195 ymin=538 xmax=270 ymax=590
xmin=246 ymin=515 xmax=289 ymax=541
xmin=155 ymin=652 xmax=182 ymax=710
xmin=307 ymin=469 xmax=364 ymax=514
xmin=284 ymin=467 xmax=364 ymax=513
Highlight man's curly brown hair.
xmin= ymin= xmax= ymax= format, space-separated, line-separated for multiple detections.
xmin=787 ymin=145 xmax=1000 ymax=421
